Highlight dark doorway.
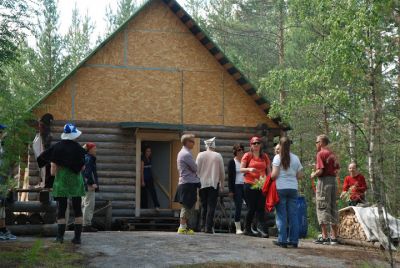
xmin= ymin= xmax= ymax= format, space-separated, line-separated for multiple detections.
xmin=141 ymin=141 xmax=171 ymax=209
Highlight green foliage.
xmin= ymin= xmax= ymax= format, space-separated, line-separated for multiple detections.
xmin=105 ymin=0 xmax=139 ymax=36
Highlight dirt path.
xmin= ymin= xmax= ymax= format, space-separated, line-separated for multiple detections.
xmin=67 ymin=231 xmax=395 ymax=268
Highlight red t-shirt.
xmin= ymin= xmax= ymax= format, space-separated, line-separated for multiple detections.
xmin=343 ymin=174 xmax=367 ymax=201
xmin=242 ymin=152 xmax=271 ymax=184
xmin=315 ymin=148 xmax=339 ymax=177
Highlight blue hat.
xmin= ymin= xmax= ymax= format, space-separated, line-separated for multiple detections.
xmin=61 ymin=123 xmax=82 ymax=140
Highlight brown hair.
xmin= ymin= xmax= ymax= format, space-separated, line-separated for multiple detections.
xmin=181 ymin=134 xmax=195 ymax=146
xmin=317 ymin=134 xmax=330 ymax=145
xmin=279 ymin=137 xmax=291 ymax=170
xmin=232 ymin=143 xmax=244 ymax=156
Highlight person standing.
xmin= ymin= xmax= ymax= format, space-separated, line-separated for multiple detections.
xmin=174 ymin=134 xmax=200 ymax=235
xmin=228 ymin=143 xmax=245 ymax=234
xmin=271 ymin=137 xmax=304 ymax=248
xmin=82 ymin=142 xmax=99 ymax=232
xmin=341 ymin=162 xmax=367 ymax=206
xmin=240 ymin=136 xmax=271 ymax=238
xmin=37 ymin=123 xmax=86 ymax=244
xmin=311 ymin=134 xmax=340 ymax=245
xmin=196 ymin=137 xmax=225 ymax=234
xmin=141 ymin=146 xmax=160 ymax=210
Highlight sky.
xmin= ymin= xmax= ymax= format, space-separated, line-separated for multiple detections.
xmin=57 ymin=0 xmax=187 ymax=44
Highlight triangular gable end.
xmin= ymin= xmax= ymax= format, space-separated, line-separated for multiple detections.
xmin=31 ymin=0 xmax=278 ymax=129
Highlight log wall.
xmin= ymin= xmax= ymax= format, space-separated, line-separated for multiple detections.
xmin=26 ymin=120 xmax=277 ymax=225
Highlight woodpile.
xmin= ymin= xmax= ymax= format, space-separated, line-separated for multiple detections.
xmin=339 ymin=209 xmax=367 ymax=241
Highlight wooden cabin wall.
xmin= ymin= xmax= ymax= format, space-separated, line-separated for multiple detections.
xmin=26 ymin=120 xmax=279 ymax=225
xmin=27 ymin=121 xmax=137 ymax=223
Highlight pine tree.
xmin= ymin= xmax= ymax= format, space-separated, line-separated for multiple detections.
xmin=64 ymin=3 xmax=94 ymax=71
xmin=105 ymin=0 xmax=138 ymax=36
xmin=30 ymin=0 xmax=65 ymax=95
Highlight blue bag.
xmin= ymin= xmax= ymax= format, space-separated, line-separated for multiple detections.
xmin=297 ymin=196 xmax=308 ymax=238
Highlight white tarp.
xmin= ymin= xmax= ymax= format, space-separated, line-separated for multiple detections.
xmin=350 ymin=206 xmax=400 ymax=250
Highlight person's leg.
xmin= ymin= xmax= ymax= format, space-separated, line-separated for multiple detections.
xmin=82 ymin=190 xmax=96 ymax=231
xmin=56 ymin=197 xmax=68 ymax=243
xmin=0 ymin=205 xmax=16 ymax=240
xmin=234 ymin=184 xmax=244 ymax=222
xmin=178 ymin=205 xmax=195 ymax=234
xmin=147 ymin=179 xmax=160 ymax=208
xmin=71 ymin=197 xmax=83 ymax=244
xmin=275 ymin=190 xmax=288 ymax=244
xmin=206 ymin=186 xmax=218 ymax=233
xmin=255 ymin=189 xmax=268 ymax=237
xmin=199 ymin=188 xmax=208 ymax=231
xmin=287 ymin=189 xmax=299 ymax=246
xmin=141 ymin=186 xmax=148 ymax=209
xmin=243 ymin=184 xmax=257 ymax=235
xmin=315 ymin=178 xmax=329 ymax=243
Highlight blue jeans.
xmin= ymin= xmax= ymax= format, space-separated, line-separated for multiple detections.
xmin=233 ymin=184 xmax=244 ymax=222
xmin=276 ymin=189 xmax=299 ymax=245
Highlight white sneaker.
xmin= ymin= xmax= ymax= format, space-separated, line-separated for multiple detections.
xmin=234 ymin=222 xmax=244 ymax=235
xmin=0 ymin=230 xmax=17 ymax=240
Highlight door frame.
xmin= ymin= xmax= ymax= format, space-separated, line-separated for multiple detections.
xmin=135 ymin=130 xmax=180 ymax=217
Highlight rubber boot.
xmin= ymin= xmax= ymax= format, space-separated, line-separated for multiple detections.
xmin=235 ymin=222 xmax=243 ymax=235
xmin=256 ymin=223 xmax=269 ymax=238
xmin=71 ymin=224 xmax=82 ymax=244
xmin=55 ymin=224 xmax=66 ymax=243
xmin=243 ymin=219 xmax=256 ymax=237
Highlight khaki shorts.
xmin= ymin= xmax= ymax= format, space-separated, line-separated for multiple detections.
xmin=0 ymin=206 xmax=5 ymax=220
xmin=180 ymin=204 xmax=195 ymax=220
xmin=316 ymin=176 xmax=339 ymax=225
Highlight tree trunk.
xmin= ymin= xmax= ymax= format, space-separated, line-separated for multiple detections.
xmin=348 ymin=123 xmax=356 ymax=162
xmin=277 ymin=0 xmax=286 ymax=104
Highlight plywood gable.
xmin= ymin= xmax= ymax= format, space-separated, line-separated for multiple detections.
xmin=33 ymin=0 xmax=277 ymax=129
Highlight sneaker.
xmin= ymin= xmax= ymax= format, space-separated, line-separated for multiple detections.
xmin=83 ymin=225 xmax=98 ymax=232
xmin=329 ymin=238 xmax=339 ymax=245
xmin=0 ymin=230 xmax=17 ymax=240
xmin=314 ymin=236 xmax=329 ymax=244
xmin=177 ymin=227 xmax=195 ymax=235
xmin=273 ymin=240 xmax=288 ymax=248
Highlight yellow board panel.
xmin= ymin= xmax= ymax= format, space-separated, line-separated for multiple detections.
xmin=183 ymin=71 xmax=223 ymax=125
xmin=86 ymin=31 xmax=124 ymax=66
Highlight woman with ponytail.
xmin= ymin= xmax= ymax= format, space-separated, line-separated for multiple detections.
xmin=271 ymin=137 xmax=304 ymax=248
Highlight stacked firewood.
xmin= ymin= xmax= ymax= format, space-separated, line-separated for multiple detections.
xmin=339 ymin=210 xmax=368 ymax=241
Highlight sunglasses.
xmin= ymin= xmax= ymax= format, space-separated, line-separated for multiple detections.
xmin=251 ymin=142 xmax=261 ymax=145
xmin=315 ymin=141 xmax=321 ymax=144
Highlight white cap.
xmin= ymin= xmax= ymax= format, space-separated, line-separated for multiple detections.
xmin=204 ymin=137 xmax=216 ymax=149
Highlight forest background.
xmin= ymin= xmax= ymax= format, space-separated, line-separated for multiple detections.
xmin=0 ymin=0 xmax=399 ymax=233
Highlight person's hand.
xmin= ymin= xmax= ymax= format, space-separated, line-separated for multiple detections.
xmin=141 ymin=181 xmax=145 ymax=187
xmin=248 ymin=168 xmax=257 ymax=172
xmin=340 ymin=192 xmax=346 ymax=199
xmin=92 ymin=184 xmax=98 ymax=189
xmin=228 ymin=192 xmax=234 ymax=199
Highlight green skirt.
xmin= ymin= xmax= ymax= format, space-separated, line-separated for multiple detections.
xmin=52 ymin=167 xmax=85 ymax=197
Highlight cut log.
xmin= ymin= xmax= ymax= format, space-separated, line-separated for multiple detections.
xmin=42 ymin=211 xmax=57 ymax=224
xmin=8 ymin=224 xmax=57 ymax=236
xmin=29 ymin=213 xmax=43 ymax=224
xmin=6 ymin=201 xmax=57 ymax=213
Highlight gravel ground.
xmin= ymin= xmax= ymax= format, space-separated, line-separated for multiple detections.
xmin=59 ymin=231 xmax=396 ymax=268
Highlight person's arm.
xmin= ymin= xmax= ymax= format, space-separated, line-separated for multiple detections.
xmin=240 ymin=153 xmax=255 ymax=173
xmin=141 ymin=160 xmax=145 ymax=187
xmin=271 ymin=165 xmax=280 ymax=180
xmin=227 ymin=159 xmax=235 ymax=195
xmin=50 ymin=162 xmax=58 ymax=176
xmin=265 ymin=155 xmax=271 ymax=176
xmin=296 ymin=170 xmax=304 ymax=180
xmin=219 ymin=155 xmax=225 ymax=193
xmin=185 ymin=153 xmax=197 ymax=173
xmin=342 ymin=177 xmax=350 ymax=192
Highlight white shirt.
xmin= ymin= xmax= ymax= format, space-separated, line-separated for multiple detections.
xmin=234 ymin=158 xmax=244 ymax=184
xmin=196 ymin=150 xmax=225 ymax=189
xmin=272 ymin=152 xmax=303 ymax=190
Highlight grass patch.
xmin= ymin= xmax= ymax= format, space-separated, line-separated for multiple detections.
xmin=0 ymin=239 xmax=86 ymax=268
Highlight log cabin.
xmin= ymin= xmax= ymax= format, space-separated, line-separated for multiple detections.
xmin=26 ymin=0 xmax=285 ymax=230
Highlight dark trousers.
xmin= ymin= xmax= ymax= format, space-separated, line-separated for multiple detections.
xmin=243 ymin=183 xmax=266 ymax=231
xmin=141 ymin=179 xmax=160 ymax=208
xmin=234 ymin=184 xmax=245 ymax=222
xmin=199 ymin=186 xmax=219 ymax=231
xmin=56 ymin=197 xmax=82 ymax=219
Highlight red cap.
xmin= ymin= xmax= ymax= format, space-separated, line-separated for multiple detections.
xmin=250 ymin=136 xmax=262 ymax=144
xmin=85 ymin=142 xmax=96 ymax=151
